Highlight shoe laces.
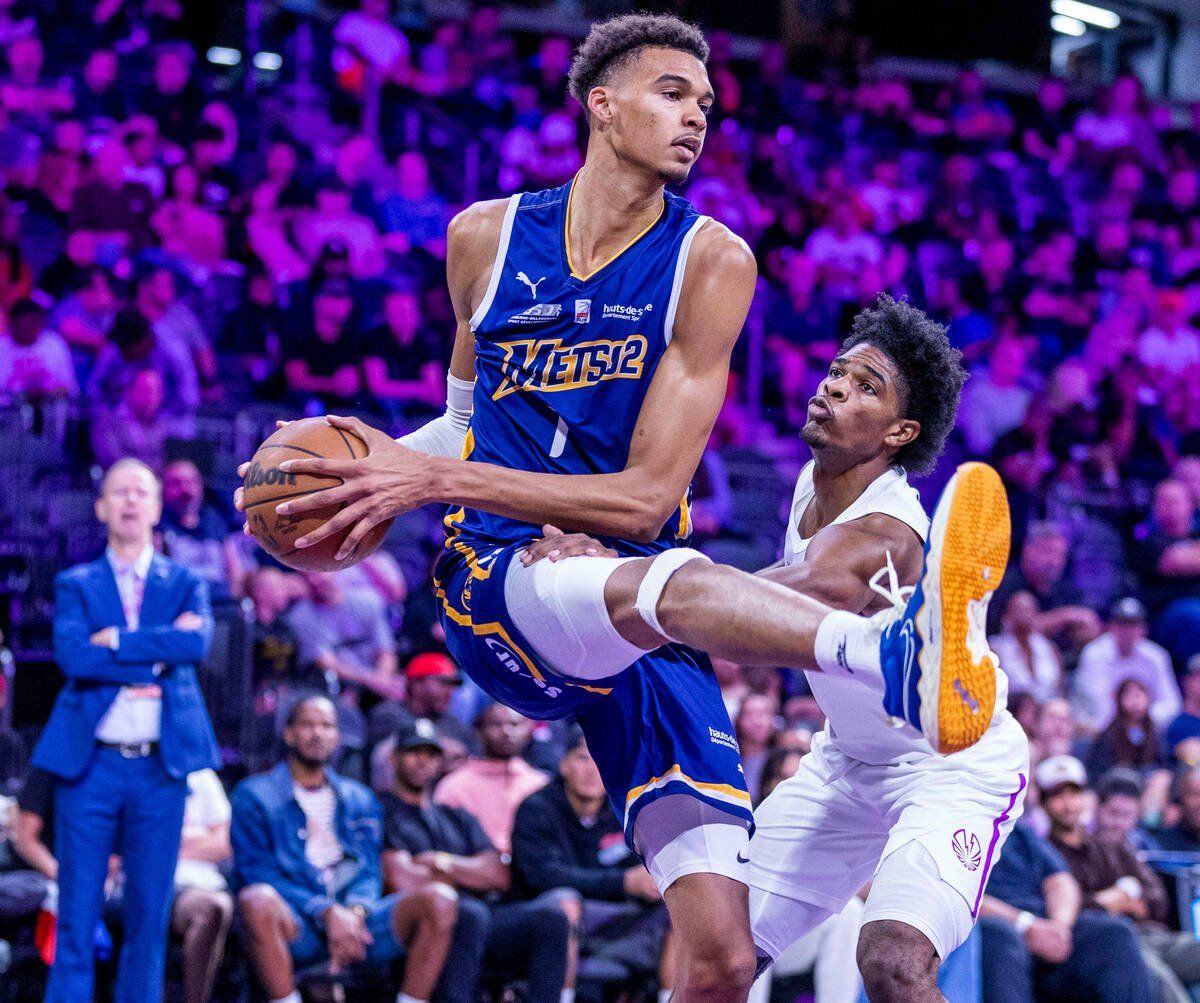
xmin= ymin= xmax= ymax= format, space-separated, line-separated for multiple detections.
xmin=867 ymin=551 xmax=915 ymax=626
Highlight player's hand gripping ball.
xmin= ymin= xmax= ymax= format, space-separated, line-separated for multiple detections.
xmin=242 ymin=417 xmax=394 ymax=572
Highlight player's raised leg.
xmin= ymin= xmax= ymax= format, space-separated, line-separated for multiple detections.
xmin=598 ymin=461 xmax=1010 ymax=755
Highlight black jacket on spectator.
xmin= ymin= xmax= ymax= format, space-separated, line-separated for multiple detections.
xmin=510 ymin=777 xmax=631 ymax=902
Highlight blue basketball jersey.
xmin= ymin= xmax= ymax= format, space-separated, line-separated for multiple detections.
xmin=442 ymin=178 xmax=710 ymax=570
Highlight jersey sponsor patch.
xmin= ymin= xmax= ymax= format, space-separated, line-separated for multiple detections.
xmin=602 ymin=302 xmax=654 ymax=322
xmin=574 ymin=299 xmax=591 ymax=324
xmin=508 ymin=302 xmax=563 ymax=325
xmin=492 ymin=335 xmax=648 ymax=400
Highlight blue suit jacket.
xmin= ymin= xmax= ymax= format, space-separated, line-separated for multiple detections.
xmin=33 ymin=553 xmax=221 ymax=781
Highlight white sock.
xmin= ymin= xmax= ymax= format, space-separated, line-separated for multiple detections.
xmin=397 ymin=995 xmax=427 ymax=1003
xmin=271 ymin=993 xmax=301 ymax=1003
xmin=562 ymin=991 xmax=576 ymax=1003
xmin=658 ymin=991 xmax=673 ymax=1003
xmin=814 ymin=610 xmax=880 ymax=677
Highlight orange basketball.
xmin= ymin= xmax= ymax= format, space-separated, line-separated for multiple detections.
xmin=242 ymin=417 xmax=393 ymax=572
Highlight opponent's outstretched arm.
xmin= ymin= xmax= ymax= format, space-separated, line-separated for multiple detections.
xmin=260 ymin=202 xmax=757 ymax=560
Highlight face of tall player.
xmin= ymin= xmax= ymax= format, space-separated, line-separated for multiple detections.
xmin=95 ymin=460 xmax=161 ymax=549
xmin=801 ymin=343 xmax=919 ymax=469
xmin=590 ymin=46 xmax=713 ymax=186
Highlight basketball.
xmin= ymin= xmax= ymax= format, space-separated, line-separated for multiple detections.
xmin=242 ymin=417 xmax=393 ymax=573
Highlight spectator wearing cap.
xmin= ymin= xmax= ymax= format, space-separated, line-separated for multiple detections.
xmin=1154 ymin=767 xmax=1200 ymax=854
xmin=369 ymin=653 xmax=475 ymax=793
xmin=1136 ymin=480 xmax=1200 ymax=670
xmin=1093 ymin=769 xmax=1160 ymax=854
xmin=282 ymin=277 xmax=363 ymax=407
xmin=1041 ymin=755 xmax=1200 ymax=1002
xmin=990 ymin=590 xmax=1064 ymax=703
xmin=380 ymin=717 xmax=578 ymax=1003
xmin=0 ymin=297 xmax=78 ymax=402
xmin=434 ymin=705 xmax=547 ymax=856
xmin=1073 ymin=597 xmax=1180 ymax=734
xmin=1166 ymin=668 xmax=1200 ymax=767
xmin=990 ymin=522 xmax=1100 ymax=652
xmin=510 ymin=731 xmax=673 ymax=995
xmin=978 ymin=818 xmax=1153 ymax=1003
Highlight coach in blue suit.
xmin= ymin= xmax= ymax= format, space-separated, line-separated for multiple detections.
xmin=33 ymin=457 xmax=220 ymax=1003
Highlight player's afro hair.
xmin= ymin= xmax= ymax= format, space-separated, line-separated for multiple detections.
xmin=840 ymin=294 xmax=967 ymax=475
xmin=568 ymin=12 xmax=708 ymax=110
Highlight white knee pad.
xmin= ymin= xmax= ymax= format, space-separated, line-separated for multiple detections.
xmin=633 ymin=548 xmax=710 ymax=643
xmin=504 ymin=553 xmax=646 ymax=681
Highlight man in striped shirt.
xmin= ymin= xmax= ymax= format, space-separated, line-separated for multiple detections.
xmin=231 ymin=696 xmax=486 ymax=1003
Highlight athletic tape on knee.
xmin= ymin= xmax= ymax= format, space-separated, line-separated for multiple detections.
xmin=634 ymin=548 xmax=710 ymax=643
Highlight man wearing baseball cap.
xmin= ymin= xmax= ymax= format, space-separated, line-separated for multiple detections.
xmin=368 ymin=653 xmax=475 ymax=791
xmin=1041 ymin=755 xmax=1200 ymax=1001
xmin=378 ymin=717 xmax=576 ymax=1003
xmin=1073 ymin=597 xmax=1180 ymax=733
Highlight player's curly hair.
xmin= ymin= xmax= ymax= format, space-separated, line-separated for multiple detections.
xmin=841 ymin=294 xmax=967 ymax=475
xmin=568 ymin=12 xmax=709 ymax=111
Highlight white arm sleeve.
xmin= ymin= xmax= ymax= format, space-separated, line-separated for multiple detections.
xmin=396 ymin=373 xmax=474 ymax=458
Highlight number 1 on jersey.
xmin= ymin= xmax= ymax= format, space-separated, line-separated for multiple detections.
xmin=550 ymin=417 xmax=569 ymax=458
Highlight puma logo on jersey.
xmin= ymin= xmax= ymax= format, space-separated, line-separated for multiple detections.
xmin=515 ymin=271 xmax=547 ymax=299
xmin=492 ymin=335 xmax=648 ymax=400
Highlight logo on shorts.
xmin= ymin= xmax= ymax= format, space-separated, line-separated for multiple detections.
xmin=836 ymin=637 xmax=850 ymax=672
xmin=484 ymin=637 xmax=562 ymax=699
xmin=736 ymin=851 xmax=750 ymax=864
xmin=708 ymin=726 xmax=739 ymax=752
xmin=951 ymin=828 xmax=982 ymax=871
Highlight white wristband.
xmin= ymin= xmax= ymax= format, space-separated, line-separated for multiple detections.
xmin=1014 ymin=910 xmax=1035 ymax=934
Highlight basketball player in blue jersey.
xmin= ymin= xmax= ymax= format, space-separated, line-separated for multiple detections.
xmin=245 ymin=14 xmax=1011 ymax=1000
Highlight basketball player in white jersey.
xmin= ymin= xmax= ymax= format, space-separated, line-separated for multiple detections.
xmin=524 ymin=296 xmax=1029 ymax=1002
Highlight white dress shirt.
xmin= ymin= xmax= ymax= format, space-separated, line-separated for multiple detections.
xmin=95 ymin=544 xmax=163 ymax=743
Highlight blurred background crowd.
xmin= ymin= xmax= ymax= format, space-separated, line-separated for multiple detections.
xmin=0 ymin=0 xmax=1199 ymax=999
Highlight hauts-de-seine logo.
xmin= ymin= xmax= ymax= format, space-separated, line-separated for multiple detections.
xmin=492 ymin=335 xmax=648 ymax=400
xmin=603 ymin=302 xmax=653 ymax=322
xmin=951 ymin=828 xmax=982 ymax=871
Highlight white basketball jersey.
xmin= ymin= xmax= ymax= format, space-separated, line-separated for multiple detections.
xmin=784 ymin=461 xmax=940 ymax=764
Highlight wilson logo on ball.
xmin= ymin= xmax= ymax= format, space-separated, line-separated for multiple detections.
xmin=245 ymin=461 xmax=299 ymax=488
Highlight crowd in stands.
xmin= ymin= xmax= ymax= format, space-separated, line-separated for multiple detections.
xmin=1 ymin=0 xmax=1200 ymax=998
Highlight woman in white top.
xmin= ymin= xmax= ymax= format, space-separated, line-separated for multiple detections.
xmin=170 ymin=768 xmax=233 ymax=1003
xmin=989 ymin=590 xmax=1064 ymax=703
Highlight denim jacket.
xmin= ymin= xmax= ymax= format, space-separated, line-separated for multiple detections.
xmin=230 ymin=761 xmax=384 ymax=922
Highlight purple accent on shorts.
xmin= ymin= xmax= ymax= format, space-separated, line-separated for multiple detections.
xmin=971 ymin=772 xmax=1027 ymax=917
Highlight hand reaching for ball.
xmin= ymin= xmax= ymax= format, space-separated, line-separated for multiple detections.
xmin=236 ymin=415 xmax=432 ymax=567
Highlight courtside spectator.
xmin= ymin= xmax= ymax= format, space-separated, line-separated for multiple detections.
xmin=991 ymin=590 xmax=1064 ymax=702
xmin=510 ymin=731 xmax=672 ymax=996
xmin=232 ymin=695 xmax=469 ymax=1003
xmin=369 ymin=652 xmax=474 ymax=793
xmin=1093 ymin=769 xmax=1160 ymax=853
xmin=380 ymin=717 xmax=575 ymax=1002
xmin=1166 ymin=668 xmax=1200 ymax=766
xmin=434 ymin=704 xmax=547 ymax=856
xmin=1041 ymin=755 xmax=1200 ymax=1002
xmin=1154 ymin=767 xmax=1200 ymax=853
xmin=90 ymin=368 xmax=172 ymax=470
xmin=159 ymin=459 xmax=246 ymax=601
xmin=1074 ymin=598 xmax=1180 ymax=734
xmin=282 ymin=277 xmax=363 ymax=407
xmin=1136 ymin=479 xmax=1200 ymax=668
xmin=979 ymin=820 xmax=1154 ymax=1002
xmin=1084 ymin=678 xmax=1169 ymax=780
xmin=171 ymin=768 xmax=234 ymax=1003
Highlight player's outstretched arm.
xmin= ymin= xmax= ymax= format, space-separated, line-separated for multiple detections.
xmin=264 ymin=220 xmax=757 ymax=560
